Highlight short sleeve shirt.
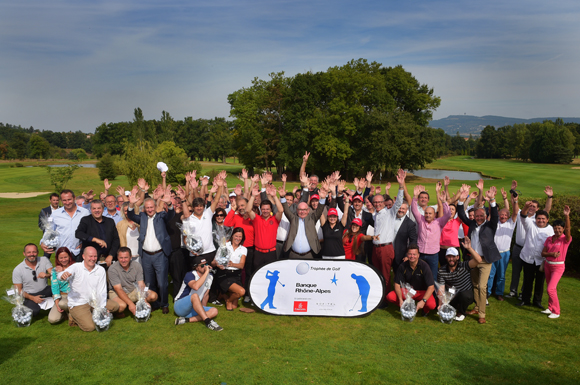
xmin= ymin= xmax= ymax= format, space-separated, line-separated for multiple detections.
xmin=544 ymin=234 xmax=572 ymax=263
xmin=321 ymin=222 xmax=346 ymax=256
xmin=437 ymin=261 xmax=473 ymax=292
xmin=184 ymin=207 xmax=216 ymax=254
xmin=12 ymin=257 xmax=53 ymax=294
xmin=108 ymin=261 xmax=144 ymax=293
xmin=394 ymin=259 xmax=434 ymax=291
xmin=252 ymin=214 xmax=280 ymax=250
xmin=176 ymin=270 xmax=213 ymax=301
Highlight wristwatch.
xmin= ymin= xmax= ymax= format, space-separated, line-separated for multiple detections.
xmin=422 ymin=298 xmax=427 ymax=303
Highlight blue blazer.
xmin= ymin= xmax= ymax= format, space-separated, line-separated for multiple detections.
xmin=127 ymin=208 xmax=175 ymax=257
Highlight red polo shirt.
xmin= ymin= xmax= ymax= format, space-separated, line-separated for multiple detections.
xmin=224 ymin=210 xmax=255 ymax=247
xmin=252 ymin=214 xmax=280 ymax=250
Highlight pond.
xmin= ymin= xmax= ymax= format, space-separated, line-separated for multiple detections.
xmin=406 ymin=169 xmax=492 ymax=180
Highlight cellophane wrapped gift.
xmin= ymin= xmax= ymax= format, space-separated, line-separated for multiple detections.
xmin=89 ymin=290 xmax=112 ymax=332
xmin=178 ymin=222 xmax=204 ymax=255
xmin=400 ymin=283 xmax=417 ymax=322
xmin=134 ymin=283 xmax=151 ymax=323
xmin=435 ymin=282 xmax=457 ymax=324
xmin=39 ymin=214 xmax=60 ymax=249
xmin=4 ymin=286 xmax=33 ymax=327
xmin=213 ymin=227 xmax=233 ymax=266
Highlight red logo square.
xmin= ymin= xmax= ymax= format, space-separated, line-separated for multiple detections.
xmin=293 ymin=301 xmax=308 ymax=312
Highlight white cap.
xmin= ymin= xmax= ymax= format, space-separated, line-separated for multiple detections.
xmin=229 ymin=192 xmax=237 ymax=197
xmin=156 ymin=162 xmax=168 ymax=172
xmin=446 ymin=247 xmax=459 ymax=257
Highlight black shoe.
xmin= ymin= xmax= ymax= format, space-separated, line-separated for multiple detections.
xmin=377 ymin=303 xmax=388 ymax=310
xmin=518 ymin=293 xmax=522 ymax=301
xmin=533 ymin=303 xmax=545 ymax=310
xmin=516 ymin=301 xmax=531 ymax=307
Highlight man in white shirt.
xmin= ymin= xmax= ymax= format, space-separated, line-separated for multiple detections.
xmin=372 ymin=169 xmax=408 ymax=305
xmin=59 ymin=247 xmax=119 ymax=331
xmin=487 ymin=189 xmax=518 ymax=301
xmin=517 ymin=202 xmax=554 ymax=309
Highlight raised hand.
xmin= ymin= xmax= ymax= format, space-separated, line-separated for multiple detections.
xmin=469 ymin=191 xmax=478 ymax=200
xmin=219 ymin=170 xmax=227 ymax=180
xmin=564 ymin=205 xmax=570 ymax=216
xmin=338 ymin=180 xmax=346 ymax=192
xmin=461 ymin=236 xmax=471 ymax=249
xmin=461 ymin=183 xmax=470 ymax=192
xmin=116 ymin=185 xmax=125 ymax=196
xmin=241 ymin=168 xmax=248 ymax=180
xmin=396 ymin=169 xmax=406 ymax=185
xmin=185 ymin=172 xmax=191 ymax=183
xmin=281 ymin=174 xmax=287 ymax=183
xmin=278 ymin=185 xmax=286 ymax=197
xmin=215 ymin=177 xmax=224 ymax=187
xmin=252 ymin=188 xmax=260 ymax=197
xmin=189 ymin=178 xmax=199 ymax=190
xmin=129 ymin=191 xmax=138 ymax=205
xmin=300 ymin=173 xmax=309 ymax=187
xmin=376 ymin=186 xmax=382 ymax=195
xmin=209 ymin=184 xmax=218 ymax=194
xmin=444 ymin=176 xmax=450 ymax=186
xmin=385 ymin=182 xmax=391 ymax=192
xmin=177 ymin=185 xmax=186 ymax=200
xmin=161 ymin=187 xmax=172 ymax=204
xmin=366 ymin=171 xmax=373 ymax=184
xmin=104 ymin=179 xmax=112 ymax=191
xmin=137 ymin=178 xmax=147 ymax=190
xmin=99 ymin=192 xmax=106 ymax=201
xmin=153 ymin=186 xmax=163 ymax=200
xmin=318 ymin=188 xmax=328 ymax=200
xmin=413 ymin=185 xmax=422 ymax=198
xmin=459 ymin=189 xmax=469 ymax=201
xmin=490 ymin=186 xmax=497 ymax=198
xmin=234 ymin=184 xmax=242 ymax=196
xmin=321 ymin=180 xmax=329 ymax=192
xmin=353 ymin=178 xmax=360 ymax=189
xmin=435 ymin=181 xmax=442 ymax=193
xmin=161 ymin=171 xmax=166 ymax=179
xmin=303 ymin=151 xmax=310 ymax=162
xmin=201 ymin=177 xmax=209 ymax=186
xmin=545 ymin=186 xmax=553 ymax=197
xmin=292 ymin=185 xmax=298 ymax=194
xmin=260 ymin=173 xmax=269 ymax=188
xmin=501 ymin=187 xmax=507 ymax=200
xmin=251 ymin=174 xmax=260 ymax=184
xmin=131 ymin=186 xmax=139 ymax=196
xmin=438 ymin=190 xmax=446 ymax=202
xmin=476 ymin=179 xmax=484 ymax=191
xmin=358 ymin=178 xmax=367 ymax=190
xmin=511 ymin=180 xmax=517 ymax=190
xmin=266 ymin=172 xmax=273 ymax=183
xmin=266 ymin=184 xmax=277 ymax=197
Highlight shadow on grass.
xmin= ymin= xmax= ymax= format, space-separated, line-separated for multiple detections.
xmin=0 ymin=337 xmax=35 ymax=365
xmin=447 ymin=355 xmax=576 ymax=384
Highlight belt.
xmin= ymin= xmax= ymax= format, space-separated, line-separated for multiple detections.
xmin=374 ymin=242 xmax=392 ymax=248
xmin=143 ymin=249 xmax=163 ymax=255
xmin=546 ymin=261 xmax=565 ymax=265
xmin=255 ymin=247 xmax=276 ymax=253
xmin=293 ymin=250 xmax=312 ymax=256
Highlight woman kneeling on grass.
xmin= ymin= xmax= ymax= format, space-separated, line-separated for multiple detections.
xmin=212 ymin=227 xmax=247 ymax=311
xmin=343 ymin=218 xmax=378 ymax=261
xmin=174 ymin=256 xmax=223 ymax=331
xmin=541 ymin=205 xmax=572 ymax=319
xmin=48 ymin=247 xmax=75 ymax=325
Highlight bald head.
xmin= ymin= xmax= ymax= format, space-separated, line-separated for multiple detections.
xmin=297 ymin=202 xmax=310 ymax=219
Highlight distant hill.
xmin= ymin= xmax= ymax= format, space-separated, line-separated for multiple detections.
xmin=429 ymin=115 xmax=580 ymax=136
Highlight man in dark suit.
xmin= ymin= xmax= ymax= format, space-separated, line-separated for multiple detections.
xmin=281 ymin=185 xmax=327 ymax=259
xmin=127 ymin=188 xmax=174 ymax=313
xmin=38 ymin=193 xmax=60 ymax=258
xmin=457 ymin=186 xmax=500 ymax=324
xmin=75 ymin=200 xmax=120 ymax=266
xmin=392 ymin=202 xmax=418 ymax=277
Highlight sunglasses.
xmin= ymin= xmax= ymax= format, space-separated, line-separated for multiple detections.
xmin=199 ymin=263 xmax=208 ymax=268
xmin=32 ymin=271 xmax=37 ymax=281
xmin=215 ymin=214 xmax=225 ymax=217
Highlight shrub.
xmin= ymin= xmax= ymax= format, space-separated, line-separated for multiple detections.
xmin=96 ymin=153 xmax=119 ymax=181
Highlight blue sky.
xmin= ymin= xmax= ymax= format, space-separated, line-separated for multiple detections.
xmin=1 ymin=0 xmax=579 ymax=133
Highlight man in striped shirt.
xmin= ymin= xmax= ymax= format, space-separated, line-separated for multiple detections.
xmin=437 ymin=237 xmax=484 ymax=322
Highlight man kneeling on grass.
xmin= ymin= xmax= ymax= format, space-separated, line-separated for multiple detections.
xmin=108 ymin=247 xmax=158 ymax=317
xmin=174 ymin=256 xmax=223 ymax=331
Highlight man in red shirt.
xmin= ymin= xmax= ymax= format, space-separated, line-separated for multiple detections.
xmin=224 ymin=195 xmax=255 ymax=299
xmin=247 ymin=184 xmax=284 ymax=273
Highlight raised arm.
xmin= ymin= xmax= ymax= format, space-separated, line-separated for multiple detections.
xmin=462 ymin=236 xmax=483 ymax=268
xmin=268 ymin=185 xmax=284 ymax=222
xmin=564 ymin=205 xmax=571 ymax=242
xmin=246 ymin=189 xmax=258 ymax=220
xmin=299 ymin=151 xmax=309 ymax=178
xmin=435 ymin=181 xmax=444 ymax=218
xmin=544 ymin=186 xmax=553 ymax=213
xmin=456 ymin=189 xmax=474 ymax=227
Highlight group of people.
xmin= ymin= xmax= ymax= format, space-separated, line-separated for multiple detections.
xmin=12 ymin=152 xmax=572 ymax=331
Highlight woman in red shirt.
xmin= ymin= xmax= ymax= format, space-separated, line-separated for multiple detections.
xmin=342 ymin=219 xmax=377 ymax=261
xmin=438 ymin=204 xmax=462 ymax=267
xmin=541 ymin=205 xmax=572 ymax=319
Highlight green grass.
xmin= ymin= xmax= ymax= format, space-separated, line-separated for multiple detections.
xmin=1 ymin=159 xmax=580 ymax=384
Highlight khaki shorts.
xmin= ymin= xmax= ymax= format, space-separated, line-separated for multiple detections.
xmin=108 ymin=288 xmax=139 ymax=303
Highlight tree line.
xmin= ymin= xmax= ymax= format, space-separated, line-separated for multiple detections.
xmin=476 ymin=118 xmax=580 ymax=163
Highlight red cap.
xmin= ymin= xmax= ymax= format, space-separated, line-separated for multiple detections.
xmin=352 ymin=195 xmax=363 ymax=202
xmin=351 ymin=218 xmax=363 ymax=227
xmin=310 ymin=194 xmax=320 ymax=201
xmin=327 ymin=208 xmax=338 ymax=217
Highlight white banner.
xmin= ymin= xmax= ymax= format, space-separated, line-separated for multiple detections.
xmin=249 ymin=259 xmax=385 ymax=317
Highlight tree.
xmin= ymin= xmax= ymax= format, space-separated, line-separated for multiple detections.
xmin=46 ymin=165 xmax=80 ymax=192
xmin=96 ymin=153 xmax=118 ymax=181
xmin=118 ymin=140 xmax=158 ymax=187
xmin=28 ymin=134 xmax=51 ymax=159
xmin=155 ymin=141 xmax=201 ymax=185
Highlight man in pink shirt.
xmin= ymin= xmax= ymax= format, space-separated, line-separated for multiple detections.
xmin=410 ymin=184 xmax=450 ymax=281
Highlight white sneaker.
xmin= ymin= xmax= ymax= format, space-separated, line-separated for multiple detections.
xmin=486 ymin=299 xmax=489 ymax=306
xmin=455 ymin=315 xmax=465 ymax=322
xmin=243 ymin=295 xmax=251 ymax=303
xmin=540 ymin=308 xmax=552 ymax=315
xmin=206 ymin=319 xmax=223 ymax=331
xmin=548 ymin=313 xmax=560 ymax=319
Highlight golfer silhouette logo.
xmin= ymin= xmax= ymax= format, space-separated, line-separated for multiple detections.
xmin=350 ymin=274 xmax=370 ymax=312
xmin=260 ymin=270 xmax=285 ymax=310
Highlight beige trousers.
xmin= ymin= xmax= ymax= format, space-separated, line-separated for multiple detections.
xmin=69 ymin=300 xmax=120 ymax=332
xmin=471 ymin=262 xmax=492 ymax=318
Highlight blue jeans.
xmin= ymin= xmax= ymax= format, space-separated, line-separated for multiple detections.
xmin=420 ymin=253 xmax=439 ymax=282
xmin=142 ymin=251 xmax=169 ymax=307
xmin=487 ymin=251 xmax=510 ymax=296
xmin=174 ymin=293 xmax=211 ymax=318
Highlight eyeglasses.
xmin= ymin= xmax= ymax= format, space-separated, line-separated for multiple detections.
xmin=215 ymin=214 xmax=225 ymax=217
xmin=32 ymin=271 xmax=37 ymax=282
xmin=199 ymin=263 xmax=208 ymax=268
